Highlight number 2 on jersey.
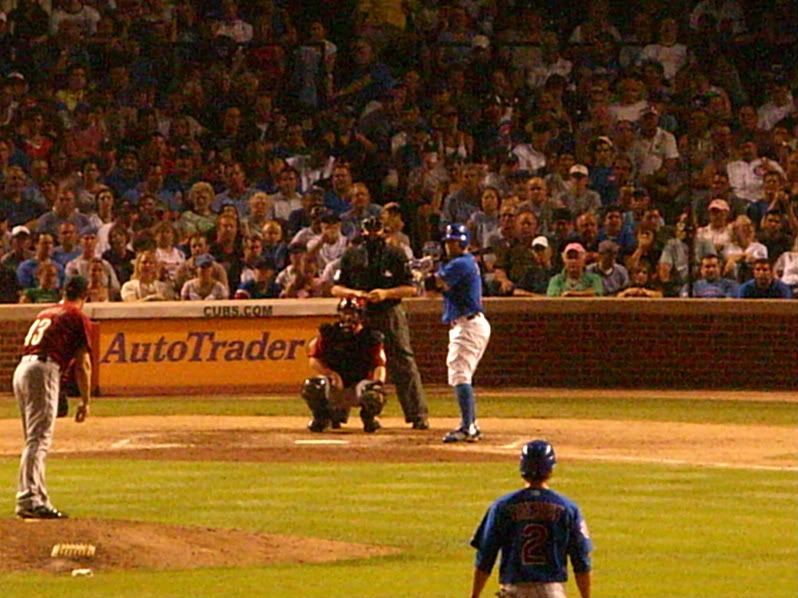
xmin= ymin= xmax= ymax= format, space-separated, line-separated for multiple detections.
xmin=521 ymin=523 xmax=549 ymax=565
xmin=24 ymin=318 xmax=52 ymax=347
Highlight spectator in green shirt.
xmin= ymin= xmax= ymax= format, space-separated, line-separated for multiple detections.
xmin=19 ymin=262 xmax=60 ymax=304
xmin=547 ymin=242 xmax=604 ymax=297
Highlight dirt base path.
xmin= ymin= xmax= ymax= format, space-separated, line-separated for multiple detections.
xmin=0 ymin=415 xmax=793 ymax=471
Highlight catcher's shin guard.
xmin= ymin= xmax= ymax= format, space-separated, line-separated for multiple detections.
xmin=302 ymin=376 xmax=332 ymax=429
xmin=357 ymin=379 xmax=386 ymax=432
xmin=357 ymin=380 xmax=386 ymax=418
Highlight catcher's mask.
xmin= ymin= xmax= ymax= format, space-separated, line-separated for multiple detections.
xmin=338 ymin=297 xmax=367 ymax=332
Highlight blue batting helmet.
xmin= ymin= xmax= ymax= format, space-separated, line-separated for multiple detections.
xmin=519 ymin=440 xmax=557 ymax=480
xmin=443 ymin=223 xmax=470 ymax=247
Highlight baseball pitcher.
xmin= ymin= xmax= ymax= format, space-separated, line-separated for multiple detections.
xmin=15 ymin=276 xmax=93 ymax=519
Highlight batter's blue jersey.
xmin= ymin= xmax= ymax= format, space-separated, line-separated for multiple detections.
xmin=438 ymin=253 xmax=483 ymax=324
xmin=470 ymin=487 xmax=592 ymax=584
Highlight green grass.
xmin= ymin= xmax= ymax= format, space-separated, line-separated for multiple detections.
xmin=0 ymin=458 xmax=796 ymax=598
xmin=0 ymin=394 xmax=795 ymax=426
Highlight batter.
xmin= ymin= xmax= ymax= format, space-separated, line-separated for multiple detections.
xmin=436 ymin=223 xmax=491 ymax=443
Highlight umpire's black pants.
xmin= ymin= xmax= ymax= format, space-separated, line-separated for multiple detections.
xmin=367 ymin=304 xmax=428 ymax=423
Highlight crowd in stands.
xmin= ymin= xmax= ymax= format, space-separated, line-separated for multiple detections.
xmin=0 ymin=0 xmax=797 ymax=304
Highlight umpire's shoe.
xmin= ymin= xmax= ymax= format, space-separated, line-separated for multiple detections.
xmin=361 ymin=415 xmax=382 ymax=433
xmin=307 ymin=418 xmax=330 ymax=433
xmin=442 ymin=423 xmax=481 ymax=443
xmin=410 ymin=417 xmax=429 ymax=430
xmin=17 ymin=505 xmax=69 ymax=520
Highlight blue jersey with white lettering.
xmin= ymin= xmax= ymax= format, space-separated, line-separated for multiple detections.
xmin=470 ymin=487 xmax=592 ymax=584
xmin=437 ymin=253 xmax=483 ymax=324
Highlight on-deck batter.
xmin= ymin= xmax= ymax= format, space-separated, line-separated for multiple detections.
xmin=470 ymin=440 xmax=593 ymax=598
xmin=436 ymin=223 xmax=491 ymax=443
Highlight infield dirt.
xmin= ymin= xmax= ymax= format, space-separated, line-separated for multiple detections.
xmin=0 ymin=411 xmax=793 ymax=574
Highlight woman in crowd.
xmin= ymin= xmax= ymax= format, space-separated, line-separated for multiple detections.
xmin=179 ymin=182 xmax=217 ymax=238
xmin=180 ymin=254 xmax=229 ymax=300
xmin=120 ymin=250 xmax=176 ymax=302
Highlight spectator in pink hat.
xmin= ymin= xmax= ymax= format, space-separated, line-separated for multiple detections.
xmin=696 ymin=198 xmax=733 ymax=255
xmin=546 ymin=242 xmax=604 ymax=297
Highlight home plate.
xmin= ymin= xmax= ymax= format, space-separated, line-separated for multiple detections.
xmin=295 ymin=439 xmax=350 ymax=445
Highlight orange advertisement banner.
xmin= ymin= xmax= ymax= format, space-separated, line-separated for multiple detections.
xmin=98 ymin=317 xmax=330 ymax=393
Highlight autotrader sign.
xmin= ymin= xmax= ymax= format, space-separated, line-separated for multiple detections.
xmin=98 ymin=317 xmax=328 ymax=393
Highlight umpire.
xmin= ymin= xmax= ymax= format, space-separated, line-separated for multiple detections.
xmin=332 ymin=217 xmax=429 ymax=429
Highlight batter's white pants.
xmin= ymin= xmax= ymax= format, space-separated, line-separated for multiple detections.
xmin=498 ymin=581 xmax=567 ymax=598
xmin=447 ymin=313 xmax=491 ymax=386
xmin=14 ymin=357 xmax=61 ymax=513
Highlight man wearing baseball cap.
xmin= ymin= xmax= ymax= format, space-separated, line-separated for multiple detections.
xmin=586 ymin=240 xmax=629 ymax=295
xmin=696 ymin=198 xmax=732 ymax=255
xmin=559 ymin=165 xmax=601 ymax=218
xmin=547 ymin=243 xmax=604 ymax=297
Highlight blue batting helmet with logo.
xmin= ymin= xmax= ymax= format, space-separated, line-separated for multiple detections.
xmin=519 ymin=440 xmax=557 ymax=479
xmin=443 ymin=223 xmax=470 ymax=247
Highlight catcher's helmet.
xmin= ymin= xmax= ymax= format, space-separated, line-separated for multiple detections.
xmin=361 ymin=217 xmax=384 ymax=235
xmin=338 ymin=296 xmax=367 ymax=319
xmin=443 ymin=223 xmax=470 ymax=248
xmin=519 ymin=440 xmax=556 ymax=480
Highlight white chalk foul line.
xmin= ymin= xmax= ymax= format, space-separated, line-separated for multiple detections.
xmin=473 ymin=445 xmax=797 ymax=472
xmin=572 ymin=453 xmax=798 ymax=472
xmin=294 ymin=439 xmax=350 ymax=445
xmin=110 ymin=438 xmax=132 ymax=449
xmin=501 ymin=439 xmax=528 ymax=450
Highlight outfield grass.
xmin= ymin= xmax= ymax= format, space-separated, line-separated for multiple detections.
xmin=0 ymin=458 xmax=796 ymax=598
xmin=0 ymin=393 xmax=795 ymax=426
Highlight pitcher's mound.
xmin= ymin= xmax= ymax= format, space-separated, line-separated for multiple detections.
xmin=0 ymin=518 xmax=397 ymax=574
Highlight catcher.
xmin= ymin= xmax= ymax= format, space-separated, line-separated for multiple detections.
xmin=302 ymin=297 xmax=387 ymax=433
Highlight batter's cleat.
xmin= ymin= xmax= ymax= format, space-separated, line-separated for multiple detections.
xmin=17 ymin=505 xmax=68 ymax=520
xmin=442 ymin=423 xmax=481 ymax=444
xmin=410 ymin=417 xmax=429 ymax=430
xmin=307 ymin=418 xmax=330 ymax=433
xmin=362 ymin=416 xmax=382 ymax=433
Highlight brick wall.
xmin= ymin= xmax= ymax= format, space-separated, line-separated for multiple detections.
xmin=404 ymin=299 xmax=798 ymax=390
xmin=1 ymin=300 xmax=796 ymax=393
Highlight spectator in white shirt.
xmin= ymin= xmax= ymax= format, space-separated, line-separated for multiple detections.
xmin=696 ymin=199 xmax=733 ymax=256
xmin=181 ymin=254 xmax=230 ymax=300
xmin=307 ymin=212 xmax=348 ymax=271
xmin=632 ymin=107 xmax=679 ymax=177
xmin=153 ymin=221 xmax=186 ymax=282
xmin=726 ymin=140 xmax=785 ymax=203
xmin=639 ymin=18 xmax=688 ymax=82
xmin=689 ymin=0 xmax=746 ymax=35
xmin=212 ymin=0 xmax=253 ymax=44
xmin=757 ymin=79 xmax=796 ymax=131
xmin=608 ymin=76 xmax=648 ymax=124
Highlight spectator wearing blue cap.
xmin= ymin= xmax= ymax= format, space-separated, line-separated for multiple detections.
xmin=234 ymin=256 xmax=281 ymax=299
xmin=180 ymin=254 xmax=229 ymax=300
